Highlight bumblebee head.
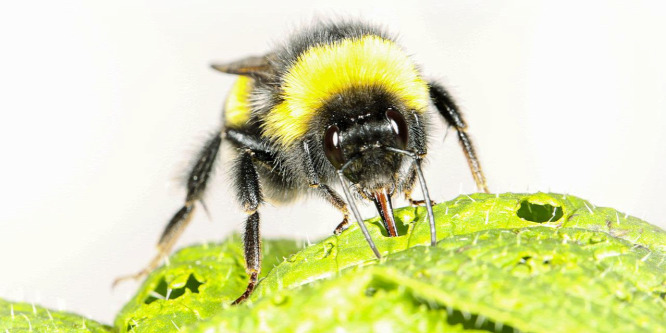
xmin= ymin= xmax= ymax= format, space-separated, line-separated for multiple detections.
xmin=324 ymin=109 xmax=408 ymax=190
xmin=317 ymin=88 xmax=424 ymax=237
xmin=320 ymin=89 xmax=424 ymax=236
xmin=320 ymin=89 xmax=417 ymax=190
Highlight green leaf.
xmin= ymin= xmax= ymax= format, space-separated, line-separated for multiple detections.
xmin=0 ymin=299 xmax=111 ymax=332
xmin=115 ymin=193 xmax=666 ymax=332
xmin=113 ymin=234 xmax=301 ymax=332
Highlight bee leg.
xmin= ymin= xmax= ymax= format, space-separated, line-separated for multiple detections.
xmin=402 ymin=164 xmax=437 ymax=207
xmin=302 ymin=142 xmax=350 ymax=235
xmin=402 ymin=163 xmax=437 ymax=207
xmin=113 ymin=133 xmax=223 ymax=287
xmin=407 ymin=197 xmax=437 ymax=207
xmin=231 ymin=149 xmax=264 ymax=305
xmin=231 ymin=212 xmax=260 ymax=305
xmin=318 ymin=184 xmax=350 ymax=235
xmin=408 ymin=198 xmax=437 ymax=206
xmin=428 ymin=81 xmax=489 ymax=193
xmin=334 ymin=216 xmax=350 ymax=235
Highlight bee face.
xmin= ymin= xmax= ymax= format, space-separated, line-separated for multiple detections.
xmin=318 ymin=89 xmax=414 ymax=193
xmin=323 ymin=109 xmax=407 ymax=190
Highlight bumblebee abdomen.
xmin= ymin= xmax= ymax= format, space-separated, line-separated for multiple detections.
xmin=223 ymin=76 xmax=254 ymax=129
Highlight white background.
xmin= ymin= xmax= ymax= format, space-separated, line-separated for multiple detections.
xmin=1 ymin=0 xmax=664 ymax=325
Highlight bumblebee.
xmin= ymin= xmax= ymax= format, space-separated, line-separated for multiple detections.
xmin=115 ymin=20 xmax=489 ymax=304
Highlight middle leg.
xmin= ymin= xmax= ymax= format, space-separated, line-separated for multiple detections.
xmin=428 ymin=81 xmax=489 ymax=193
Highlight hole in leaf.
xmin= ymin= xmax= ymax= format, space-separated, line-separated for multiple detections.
xmin=144 ymin=274 xmax=204 ymax=304
xmin=518 ymin=256 xmax=532 ymax=264
xmin=516 ymin=200 xmax=563 ymax=223
xmin=372 ymin=216 xmax=410 ymax=238
xmin=318 ymin=241 xmax=335 ymax=259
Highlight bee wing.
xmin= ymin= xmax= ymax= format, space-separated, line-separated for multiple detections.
xmin=211 ymin=54 xmax=276 ymax=81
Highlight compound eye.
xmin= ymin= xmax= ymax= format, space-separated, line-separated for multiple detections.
xmin=386 ymin=108 xmax=408 ymax=149
xmin=323 ymin=125 xmax=346 ymax=169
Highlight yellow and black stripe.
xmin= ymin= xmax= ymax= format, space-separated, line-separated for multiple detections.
xmin=264 ymin=35 xmax=430 ymax=147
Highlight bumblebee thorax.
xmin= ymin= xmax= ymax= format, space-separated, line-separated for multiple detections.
xmin=263 ymin=35 xmax=430 ymax=147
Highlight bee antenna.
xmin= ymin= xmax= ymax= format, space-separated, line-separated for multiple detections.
xmin=336 ymin=170 xmax=381 ymax=259
xmin=385 ymin=147 xmax=437 ymax=246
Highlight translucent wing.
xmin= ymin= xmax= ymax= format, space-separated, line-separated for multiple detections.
xmin=211 ymin=54 xmax=276 ymax=81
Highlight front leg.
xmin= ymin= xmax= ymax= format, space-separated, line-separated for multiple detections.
xmin=302 ymin=141 xmax=350 ymax=234
xmin=319 ymin=184 xmax=350 ymax=235
xmin=402 ymin=162 xmax=437 ymax=207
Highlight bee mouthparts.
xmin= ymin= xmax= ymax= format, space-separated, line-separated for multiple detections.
xmin=371 ymin=188 xmax=398 ymax=237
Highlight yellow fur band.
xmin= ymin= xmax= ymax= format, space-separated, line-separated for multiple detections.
xmin=264 ymin=35 xmax=430 ymax=147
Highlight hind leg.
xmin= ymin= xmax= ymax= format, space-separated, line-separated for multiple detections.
xmin=113 ymin=133 xmax=223 ymax=287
